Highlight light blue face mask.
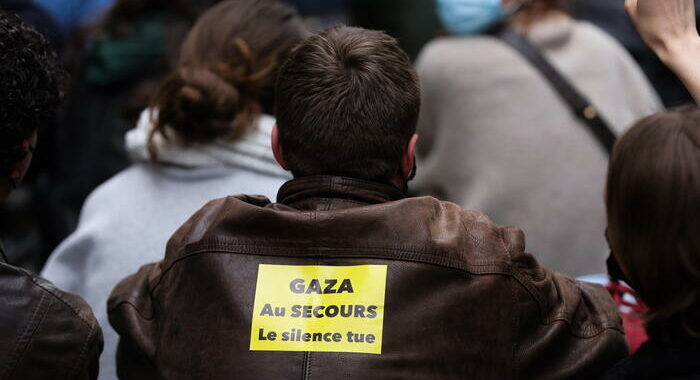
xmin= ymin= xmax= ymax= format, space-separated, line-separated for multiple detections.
xmin=436 ymin=0 xmax=506 ymax=35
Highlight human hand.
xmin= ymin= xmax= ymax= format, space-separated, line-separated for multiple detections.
xmin=625 ymin=0 xmax=699 ymax=62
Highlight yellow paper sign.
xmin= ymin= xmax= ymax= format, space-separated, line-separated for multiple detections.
xmin=250 ymin=264 xmax=388 ymax=354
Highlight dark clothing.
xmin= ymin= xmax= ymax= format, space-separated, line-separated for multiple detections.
xmin=602 ymin=338 xmax=700 ymax=379
xmin=57 ymin=12 xmax=179 ymax=226
xmin=568 ymin=0 xmax=700 ymax=107
xmin=109 ymin=175 xmax=628 ymax=379
xmin=349 ymin=0 xmax=441 ymax=60
xmin=0 ymin=257 xmax=102 ymax=379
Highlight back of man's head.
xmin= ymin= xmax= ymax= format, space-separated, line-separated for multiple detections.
xmin=275 ymin=26 xmax=420 ymax=182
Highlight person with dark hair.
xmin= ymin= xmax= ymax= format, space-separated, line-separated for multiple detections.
xmin=109 ymin=25 xmax=626 ymax=378
xmin=0 ymin=10 xmax=102 ymax=379
xmin=42 ymin=1 xmax=307 ymax=378
xmin=54 ymin=0 xmax=201 ymax=231
xmin=412 ymin=0 xmax=663 ymax=277
xmin=595 ymin=1 xmax=700 ymax=378
xmin=602 ymin=106 xmax=700 ymax=379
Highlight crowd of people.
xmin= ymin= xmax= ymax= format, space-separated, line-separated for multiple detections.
xmin=0 ymin=0 xmax=699 ymax=379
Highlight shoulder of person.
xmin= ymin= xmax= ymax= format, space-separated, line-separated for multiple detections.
xmin=0 ymin=263 xmax=103 ymax=378
xmin=569 ymin=20 xmax=634 ymax=55
xmin=161 ymin=194 xmax=274 ymax=256
xmin=413 ymin=198 xmax=624 ymax=337
xmin=77 ymin=164 xmax=155 ymax=218
xmin=417 ymin=35 xmax=514 ymax=72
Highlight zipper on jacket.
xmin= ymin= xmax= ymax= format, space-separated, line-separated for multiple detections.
xmin=302 ymin=351 xmax=312 ymax=380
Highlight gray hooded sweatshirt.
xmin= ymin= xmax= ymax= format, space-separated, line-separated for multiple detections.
xmin=41 ymin=110 xmax=289 ymax=380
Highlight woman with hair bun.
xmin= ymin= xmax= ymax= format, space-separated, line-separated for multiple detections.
xmin=41 ymin=1 xmax=307 ymax=378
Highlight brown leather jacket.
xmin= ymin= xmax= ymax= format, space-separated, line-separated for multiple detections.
xmin=0 ymin=260 xmax=103 ymax=379
xmin=109 ymin=176 xmax=628 ymax=379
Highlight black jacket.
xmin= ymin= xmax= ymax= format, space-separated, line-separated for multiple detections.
xmin=603 ymin=338 xmax=700 ymax=380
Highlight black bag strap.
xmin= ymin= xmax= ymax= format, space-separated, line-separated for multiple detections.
xmin=497 ymin=28 xmax=617 ymax=154
xmin=0 ymin=241 xmax=8 ymax=264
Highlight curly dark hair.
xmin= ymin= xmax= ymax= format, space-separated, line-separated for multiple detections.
xmin=0 ymin=10 xmax=67 ymax=175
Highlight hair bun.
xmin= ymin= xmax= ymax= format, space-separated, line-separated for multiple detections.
xmin=158 ymin=67 xmax=242 ymax=143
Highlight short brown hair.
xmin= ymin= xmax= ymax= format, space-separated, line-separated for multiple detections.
xmin=149 ymin=0 xmax=307 ymax=161
xmin=606 ymin=106 xmax=700 ymax=332
xmin=274 ymin=26 xmax=421 ymax=182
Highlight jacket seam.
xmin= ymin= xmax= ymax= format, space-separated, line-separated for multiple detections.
xmin=108 ymin=300 xmax=156 ymax=321
xmin=302 ymin=351 xmax=311 ymax=380
xmin=151 ymin=246 xmax=620 ymax=338
xmin=69 ymin=318 xmax=99 ymax=379
xmin=308 ymin=197 xmax=368 ymax=207
xmin=150 ymin=244 xmax=515 ymax=296
xmin=30 ymin=280 xmax=94 ymax=328
xmin=511 ymin=278 xmax=520 ymax=380
xmin=6 ymin=265 xmax=94 ymax=329
xmin=2 ymin=291 xmax=52 ymax=379
xmin=126 ymin=240 xmax=621 ymax=341
xmin=175 ymin=240 xmax=553 ymax=315
xmin=182 ymin=241 xmax=513 ymax=272
xmin=14 ymin=266 xmax=97 ymax=329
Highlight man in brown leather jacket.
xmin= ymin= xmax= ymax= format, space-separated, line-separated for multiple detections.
xmin=0 ymin=11 xmax=102 ymax=380
xmin=109 ymin=26 xmax=629 ymax=379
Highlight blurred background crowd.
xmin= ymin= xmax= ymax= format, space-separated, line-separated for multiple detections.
xmin=0 ymin=0 xmax=696 ymax=273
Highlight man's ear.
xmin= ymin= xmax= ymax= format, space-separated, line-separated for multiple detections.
xmin=271 ymin=125 xmax=290 ymax=171
xmin=401 ymin=134 xmax=419 ymax=179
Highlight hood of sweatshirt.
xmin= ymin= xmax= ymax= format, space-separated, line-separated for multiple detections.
xmin=125 ymin=109 xmax=290 ymax=179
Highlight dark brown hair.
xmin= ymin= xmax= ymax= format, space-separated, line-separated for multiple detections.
xmin=275 ymin=26 xmax=421 ymax=182
xmin=149 ymin=0 xmax=307 ymax=161
xmin=606 ymin=106 xmax=700 ymax=336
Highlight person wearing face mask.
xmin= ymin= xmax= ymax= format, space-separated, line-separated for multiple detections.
xmin=414 ymin=0 xmax=664 ymax=277
xmin=0 ymin=11 xmax=103 ymax=379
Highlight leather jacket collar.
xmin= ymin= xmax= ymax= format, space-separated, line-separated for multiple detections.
xmin=277 ymin=175 xmax=406 ymax=211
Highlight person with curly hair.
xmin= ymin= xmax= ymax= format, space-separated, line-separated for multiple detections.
xmin=0 ymin=10 xmax=103 ymax=379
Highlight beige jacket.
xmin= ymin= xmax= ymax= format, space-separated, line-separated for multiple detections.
xmin=413 ymin=18 xmax=663 ymax=276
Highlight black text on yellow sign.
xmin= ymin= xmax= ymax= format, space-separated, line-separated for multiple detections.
xmin=249 ymin=264 xmax=388 ymax=354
